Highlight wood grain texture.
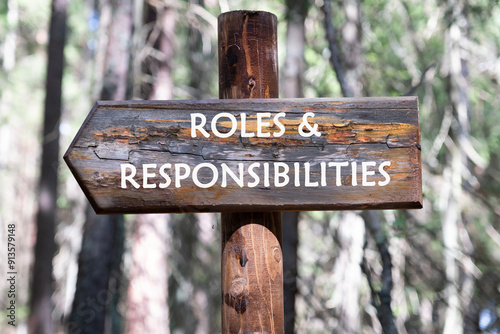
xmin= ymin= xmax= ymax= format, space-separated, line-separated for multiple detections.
xmin=221 ymin=212 xmax=283 ymax=334
xmin=218 ymin=11 xmax=279 ymax=100
xmin=64 ymin=97 xmax=422 ymax=214
xmin=220 ymin=11 xmax=284 ymax=334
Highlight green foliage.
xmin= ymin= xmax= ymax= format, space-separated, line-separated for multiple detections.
xmin=3 ymin=0 xmax=500 ymax=332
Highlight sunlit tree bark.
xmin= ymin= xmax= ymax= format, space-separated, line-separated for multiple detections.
xmin=441 ymin=0 xmax=472 ymax=332
xmin=124 ymin=214 xmax=170 ymax=334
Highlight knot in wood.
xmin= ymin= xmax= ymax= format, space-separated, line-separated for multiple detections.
xmin=224 ymin=277 xmax=249 ymax=314
xmin=229 ymin=277 xmax=246 ymax=296
xmin=273 ymin=247 xmax=281 ymax=263
xmin=248 ymin=77 xmax=256 ymax=90
xmin=91 ymin=172 xmax=109 ymax=187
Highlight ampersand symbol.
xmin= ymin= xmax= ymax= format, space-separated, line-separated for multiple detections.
xmin=298 ymin=112 xmax=321 ymax=137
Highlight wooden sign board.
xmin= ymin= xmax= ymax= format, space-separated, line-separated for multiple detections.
xmin=64 ymin=97 xmax=422 ymax=214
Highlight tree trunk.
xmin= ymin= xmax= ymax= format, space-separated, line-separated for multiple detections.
xmin=124 ymin=3 xmax=175 ymax=333
xmin=323 ymin=2 xmax=363 ymax=332
xmin=283 ymin=1 xmax=309 ymax=332
xmin=124 ymin=214 xmax=170 ymax=334
xmin=28 ymin=0 xmax=68 ymax=332
xmin=142 ymin=4 xmax=176 ymax=101
xmin=339 ymin=0 xmax=363 ymax=97
xmin=283 ymin=0 xmax=308 ymax=99
xmin=68 ymin=209 xmax=124 ymax=334
xmin=335 ymin=212 xmax=365 ymax=333
xmin=323 ymin=1 xmax=397 ymax=332
xmin=69 ymin=0 xmax=133 ymax=332
xmin=187 ymin=0 xmax=211 ymax=99
xmin=442 ymin=1 xmax=471 ymax=332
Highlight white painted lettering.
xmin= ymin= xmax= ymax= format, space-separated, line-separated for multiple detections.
xmin=191 ymin=113 xmax=209 ymax=138
xmin=175 ymin=163 xmax=191 ymax=188
xmin=378 ymin=161 xmax=391 ymax=186
xmin=362 ymin=161 xmax=377 ymax=186
xmin=257 ymin=112 xmax=271 ymax=137
xmin=221 ymin=163 xmax=244 ymax=187
xmin=143 ymin=164 xmax=157 ymax=188
xmin=329 ymin=161 xmax=349 ymax=186
xmin=192 ymin=163 xmax=218 ymax=188
xmin=263 ymin=163 xmax=270 ymax=187
xmin=274 ymin=162 xmax=289 ymax=187
xmin=294 ymin=162 xmax=300 ymax=187
xmin=240 ymin=113 xmax=255 ymax=137
xmin=120 ymin=160 xmax=392 ymax=190
xmin=121 ymin=164 xmax=140 ymax=189
xmin=212 ymin=112 xmax=237 ymax=138
xmin=352 ymin=162 xmax=358 ymax=186
xmin=247 ymin=162 xmax=261 ymax=187
xmin=159 ymin=164 xmax=172 ymax=188
xmin=320 ymin=162 xmax=327 ymax=187
xmin=273 ymin=112 xmax=286 ymax=137
xmin=304 ymin=162 xmax=318 ymax=187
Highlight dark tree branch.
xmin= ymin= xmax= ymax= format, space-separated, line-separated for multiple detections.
xmin=360 ymin=239 xmax=379 ymax=309
xmin=321 ymin=0 xmax=352 ymax=97
xmin=69 ymin=0 xmax=133 ymax=332
xmin=29 ymin=0 xmax=68 ymax=332
xmin=404 ymin=64 xmax=436 ymax=96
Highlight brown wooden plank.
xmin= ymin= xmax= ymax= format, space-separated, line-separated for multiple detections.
xmin=64 ymin=97 xmax=422 ymax=214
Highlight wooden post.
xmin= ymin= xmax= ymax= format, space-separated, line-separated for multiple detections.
xmin=218 ymin=11 xmax=284 ymax=333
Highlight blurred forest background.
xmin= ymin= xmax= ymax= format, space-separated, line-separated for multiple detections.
xmin=1 ymin=0 xmax=500 ymax=333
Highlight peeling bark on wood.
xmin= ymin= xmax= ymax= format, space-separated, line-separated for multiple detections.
xmin=64 ymin=97 xmax=422 ymax=214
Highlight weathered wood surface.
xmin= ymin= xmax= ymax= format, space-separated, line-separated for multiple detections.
xmin=219 ymin=11 xmax=283 ymax=334
xmin=218 ymin=10 xmax=279 ymax=100
xmin=64 ymin=97 xmax=422 ymax=214
xmin=221 ymin=212 xmax=283 ymax=333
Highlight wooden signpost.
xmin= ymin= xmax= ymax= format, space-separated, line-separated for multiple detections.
xmin=65 ymin=97 xmax=421 ymax=214
xmin=65 ymin=11 xmax=422 ymax=334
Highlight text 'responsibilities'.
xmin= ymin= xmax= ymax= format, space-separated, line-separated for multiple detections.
xmin=121 ymin=161 xmax=391 ymax=189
